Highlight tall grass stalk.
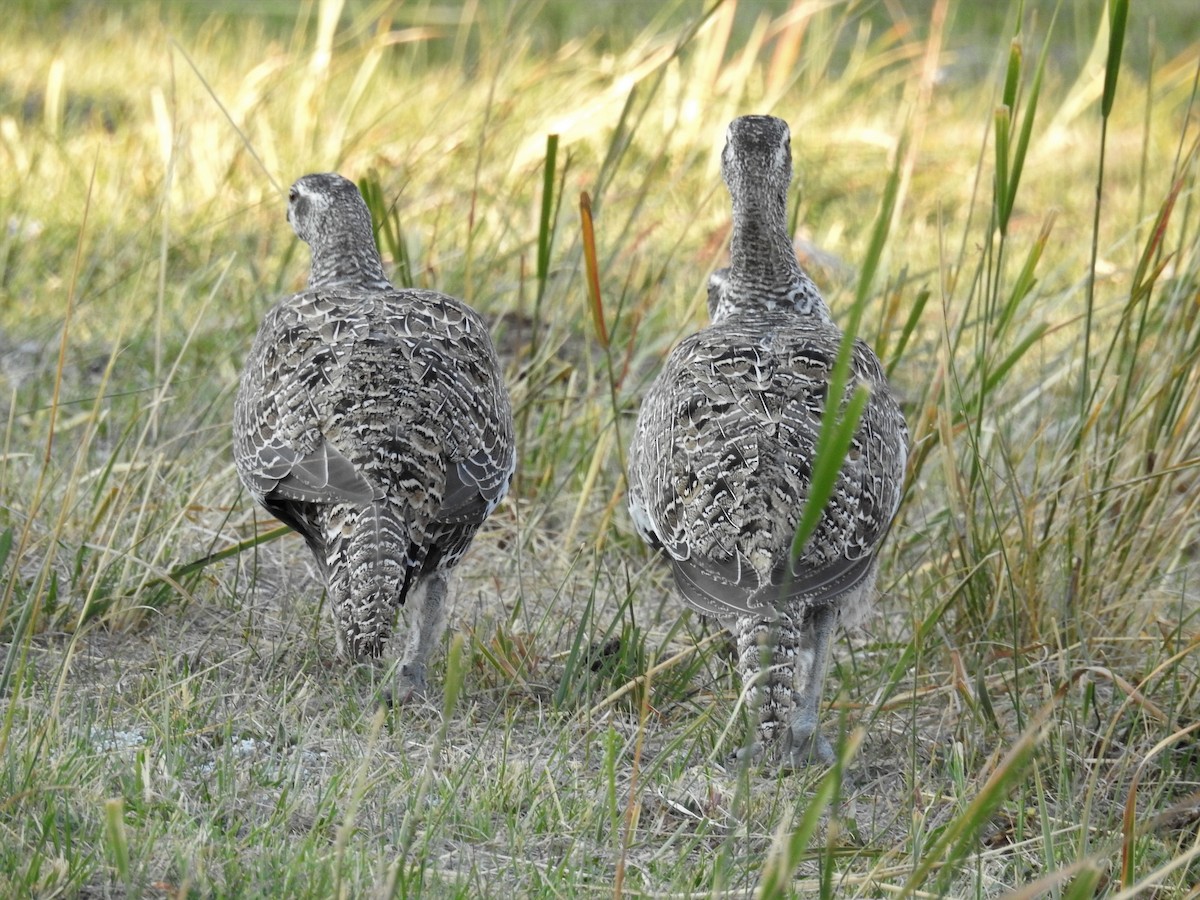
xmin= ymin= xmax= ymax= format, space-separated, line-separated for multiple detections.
xmin=1078 ymin=0 xmax=1128 ymax=419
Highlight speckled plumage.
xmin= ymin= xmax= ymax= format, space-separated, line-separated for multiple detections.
xmin=628 ymin=117 xmax=907 ymax=766
xmin=234 ymin=173 xmax=514 ymax=695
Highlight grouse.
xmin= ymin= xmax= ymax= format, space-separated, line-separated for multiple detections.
xmin=234 ymin=173 xmax=515 ymax=699
xmin=627 ymin=117 xmax=907 ymax=766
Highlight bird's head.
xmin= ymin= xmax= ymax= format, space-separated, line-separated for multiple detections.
xmin=284 ymin=172 xmax=390 ymax=290
xmin=286 ymin=173 xmax=373 ymax=249
xmin=720 ymin=115 xmax=793 ymax=203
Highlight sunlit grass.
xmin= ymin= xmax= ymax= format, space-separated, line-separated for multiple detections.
xmin=2 ymin=0 xmax=1199 ymax=896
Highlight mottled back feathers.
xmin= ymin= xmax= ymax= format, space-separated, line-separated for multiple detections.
xmin=628 ymin=310 xmax=906 ymax=616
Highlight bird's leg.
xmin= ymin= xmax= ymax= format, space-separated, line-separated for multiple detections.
xmin=333 ymin=623 xmax=350 ymax=661
xmin=393 ymin=569 xmax=449 ymax=702
xmin=781 ymin=602 xmax=837 ymax=767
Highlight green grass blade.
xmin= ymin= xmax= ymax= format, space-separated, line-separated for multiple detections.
xmin=792 ymin=131 xmax=905 ymax=560
xmin=0 ymin=528 xmax=11 ymax=580
xmin=1003 ymin=6 xmax=1057 ymax=229
xmin=885 ymin=286 xmax=930 ymax=377
xmin=103 ymin=797 xmax=130 ymax=885
xmin=1102 ymin=0 xmax=1129 ymax=117
xmin=994 ymin=105 xmax=1012 ymax=235
xmin=789 ymin=384 xmax=870 ymax=559
xmin=1001 ymin=38 xmax=1022 ymax=112
xmin=536 ymin=133 xmax=560 ymax=303
xmin=982 ymin=323 xmax=1049 ymax=395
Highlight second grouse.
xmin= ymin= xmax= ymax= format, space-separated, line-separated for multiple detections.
xmin=234 ymin=173 xmax=515 ymax=700
xmin=627 ymin=117 xmax=907 ymax=767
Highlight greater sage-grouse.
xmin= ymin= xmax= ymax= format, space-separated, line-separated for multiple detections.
xmin=234 ymin=173 xmax=515 ymax=698
xmin=627 ymin=116 xmax=907 ymax=767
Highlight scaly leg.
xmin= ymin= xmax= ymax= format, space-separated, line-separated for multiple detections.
xmin=781 ymin=601 xmax=837 ymax=767
xmin=393 ymin=569 xmax=450 ymax=702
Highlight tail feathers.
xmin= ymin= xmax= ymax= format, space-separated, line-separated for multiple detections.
xmin=735 ymin=613 xmax=803 ymax=746
xmin=327 ymin=501 xmax=428 ymax=660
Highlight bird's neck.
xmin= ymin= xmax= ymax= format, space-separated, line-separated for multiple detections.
xmin=719 ymin=187 xmax=831 ymax=323
xmin=307 ymin=226 xmax=392 ymax=292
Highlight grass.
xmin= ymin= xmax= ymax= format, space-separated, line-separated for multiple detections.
xmin=1 ymin=0 xmax=1199 ymax=896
